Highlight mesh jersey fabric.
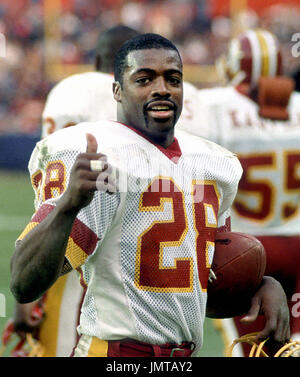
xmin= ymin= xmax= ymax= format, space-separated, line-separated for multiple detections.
xmin=178 ymin=81 xmax=208 ymax=133
xmin=26 ymin=120 xmax=242 ymax=355
xmin=178 ymin=86 xmax=300 ymax=236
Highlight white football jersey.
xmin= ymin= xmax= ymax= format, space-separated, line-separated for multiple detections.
xmin=26 ymin=120 xmax=242 ymax=354
xmin=178 ymin=81 xmax=208 ymax=133
xmin=41 ymin=71 xmax=115 ymax=138
xmin=179 ymin=86 xmax=300 ymax=236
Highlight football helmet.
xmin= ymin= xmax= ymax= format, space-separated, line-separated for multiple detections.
xmin=228 ymin=332 xmax=300 ymax=357
xmin=217 ymin=29 xmax=282 ymax=88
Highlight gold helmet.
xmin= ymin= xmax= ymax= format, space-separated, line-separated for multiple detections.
xmin=228 ymin=332 xmax=300 ymax=357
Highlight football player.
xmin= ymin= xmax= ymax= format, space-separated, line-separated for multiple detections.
xmin=10 ymin=33 xmax=290 ymax=357
xmin=177 ymin=28 xmax=300 ymax=356
xmin=5 ymin=25 xmax=202 ymax=357
xmin=4 ymin=25 xmax=140 ymax=358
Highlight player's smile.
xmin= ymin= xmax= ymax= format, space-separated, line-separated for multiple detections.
xmin=144 ymin=99 xmax=177 ymax=121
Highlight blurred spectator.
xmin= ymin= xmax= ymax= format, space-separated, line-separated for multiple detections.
xmin=0 ymin=0 xmax=51 ymax=135
xmin=0 ymin=0 xmax=299 ymax=135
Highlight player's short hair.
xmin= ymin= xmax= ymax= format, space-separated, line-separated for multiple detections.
xmin=114 ymin=33 xmax=182 ymax=87
xmin=95 ymin=25 xmax=140 ymax=73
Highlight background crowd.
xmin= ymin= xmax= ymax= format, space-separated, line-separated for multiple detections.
xmin=0 ymin=0 xmax=299 ymax=136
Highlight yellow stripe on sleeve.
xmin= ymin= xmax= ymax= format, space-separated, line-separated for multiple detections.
xmin=17 ymin=222 xmax=39 ymax=241
xmin=17 ymin=221 xmax=90 ymax=270
xmin=65 ymin=238 xmax=90 ymax=270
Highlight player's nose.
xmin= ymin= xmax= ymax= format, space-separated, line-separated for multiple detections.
xmin=151 ymin=76 xmax=170 ymax=97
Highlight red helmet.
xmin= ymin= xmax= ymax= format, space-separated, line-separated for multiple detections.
xmin=222 ymin=29 xmax=283 ymax=88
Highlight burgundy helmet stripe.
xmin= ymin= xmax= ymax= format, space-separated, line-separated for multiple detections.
xmin=239 ymin=35 xmax=252 ymax=85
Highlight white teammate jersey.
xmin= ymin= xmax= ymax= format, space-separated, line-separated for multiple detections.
xmin=26 ymin=120 xmax=242 ymax=354
xmin=179 ymin=86 xmax=300 ymax=236
xmin=178 ymin=81 xmax=208 ymax=132
xmin=41 ymin=71 xmax=115 ymax=138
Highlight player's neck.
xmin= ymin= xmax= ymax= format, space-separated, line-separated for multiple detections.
xmin=150 ymin=131 xmax=175 ymax=149
xmin=117 ymin=120 xmax=175 ymax=149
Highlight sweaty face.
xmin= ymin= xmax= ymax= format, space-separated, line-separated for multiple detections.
xmin=114 ymin=48 xmax=183 ymax=145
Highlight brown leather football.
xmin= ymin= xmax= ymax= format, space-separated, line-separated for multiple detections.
xmin=206 ymin=232 xmax=266 ymax=318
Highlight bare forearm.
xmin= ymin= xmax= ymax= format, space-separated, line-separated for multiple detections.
xmin=10 ymin=204 xmax=79 ymax=303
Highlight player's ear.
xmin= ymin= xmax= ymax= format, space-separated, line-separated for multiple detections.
xmin=113 ymin=81 xmax=122 ymax=103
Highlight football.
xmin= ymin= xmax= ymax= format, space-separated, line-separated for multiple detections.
xmin=206 ymin=232 xmax=266 ymax=318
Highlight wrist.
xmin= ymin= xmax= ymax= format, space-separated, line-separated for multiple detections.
xmin=56 ymin=195 xmax=82 ymax=217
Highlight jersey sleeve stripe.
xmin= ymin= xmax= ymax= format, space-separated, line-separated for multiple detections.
xmin=69 ymin=218 xmax=99 ymax=257
xmin=17 ymin=222 xmax=39 ymax=241
xmin=31 ymin=203 xmax=54 ymax=221
xmin=65 ymin=237 xmax=92 ymax=269
xmin=17 ymin=203 xmax=99 ymax=269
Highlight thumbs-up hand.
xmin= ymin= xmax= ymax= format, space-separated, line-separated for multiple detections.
xmin=86 ymin=132 xmax=98 ymax=154
xmin=58 ymin=133 xmax=116 ymax=213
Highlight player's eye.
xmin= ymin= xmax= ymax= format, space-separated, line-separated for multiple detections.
xmin=136 ymin=77 xmax=151 ymax=85
xmin=168 ymin=76 xmax=181 ymax=86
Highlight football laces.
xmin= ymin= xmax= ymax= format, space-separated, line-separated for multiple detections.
xmin=208 ymin=269 xmax=217 ymax=283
